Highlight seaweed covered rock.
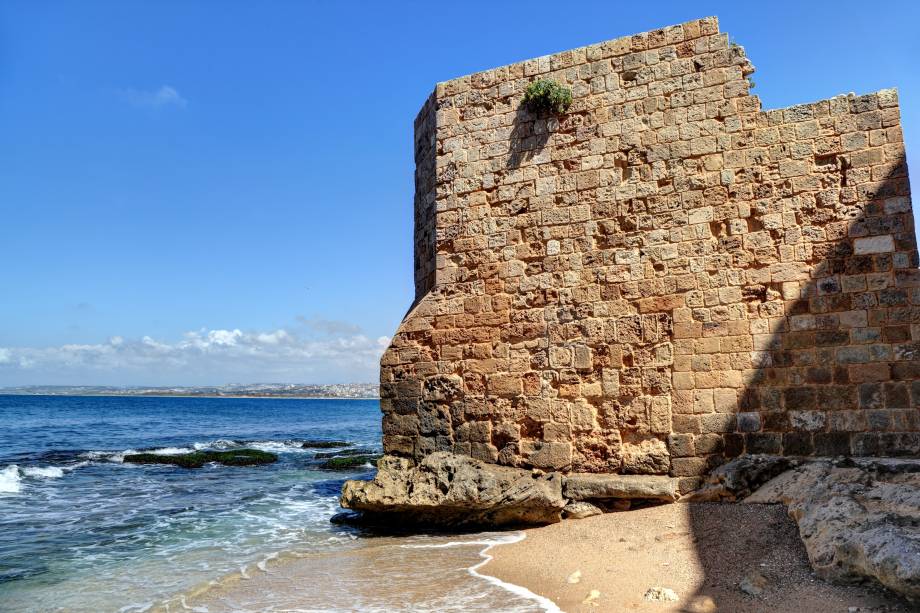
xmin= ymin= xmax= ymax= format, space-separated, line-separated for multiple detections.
xmin=314 ymin=448 xmax=377 ymax=459
xmin=123 ymin=449 xmax=277 ymax=468
xmin=340 ymin=451 xmax=565 ymax=527
xmin=320 ymin=454 xmax=381 ymax=470
xmin=301 ymin=440 xmax=351 ymax=449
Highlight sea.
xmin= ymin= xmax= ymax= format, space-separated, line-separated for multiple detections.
xmin=0 ymin=395 xmax=553 ymax=613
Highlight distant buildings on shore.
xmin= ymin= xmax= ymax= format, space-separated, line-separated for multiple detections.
xmin=0 ymin=383 xmax=380 ymax=399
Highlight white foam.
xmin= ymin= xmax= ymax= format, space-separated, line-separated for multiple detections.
xmin=177 ymin=594 xmax=208 ymax=612
xmin=81 ymin=450 xmax=129 ymax=463
xmin=246 ymin=440 xmax=310 ymax=454
xmin=147 ymin=447 xmax=194 ymax=456
xmin=117 ymin=602 xmax=153 ymax=613
xmin=194 ymin=439 xmax=238 ymax=451
xmin=405 ymin=533 xmax=562 ymax=613
xmin=0 ymin=465 xmax=21 ymax=493
xmin=256 ymin=551 xmax=278 ymax=572
xmin=22 ymin=466 xmax=64 ymax=478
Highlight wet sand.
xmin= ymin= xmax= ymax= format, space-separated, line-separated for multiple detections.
xmin=181 ymin=532 xmax=551 ymax=612
xmin=482 ymin=503 xmax=911 ymax=613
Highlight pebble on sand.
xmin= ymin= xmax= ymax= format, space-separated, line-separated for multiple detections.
xmin=582 ymin=589 xmax=601 ymax=605
xmin=740 ymin=570 xmax=769 ymax=596
xmin=644 ymin=586 xmax=679 ymax=602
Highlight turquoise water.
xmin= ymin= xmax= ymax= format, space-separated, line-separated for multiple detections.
xmin=0 ymin=396 xmax=547 ymax=613
xmin=0 ymin=395 xmax=381 ymax=611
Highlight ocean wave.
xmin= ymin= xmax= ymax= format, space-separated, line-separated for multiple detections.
xmin=0 ymin=464 xmax=22 ymax=493
xmin=21 ymin=466 xmax=65 ymax=478
xmin=0 ymin=462 xmax=89 ymax=493
xmin=142 ymin=447 xmax=194 ymax=456
xmin=192 ymin=439 xmax=242 ymax=451
xmin=245 ymin=440 xmax=313 ymax=453
xmin=256 ymin=551 xmax=279 ymax=572
xmin=80 ymin=450 xmax=124 ymax=462
xmin=81 ymin=438 xmax=345 ymax=463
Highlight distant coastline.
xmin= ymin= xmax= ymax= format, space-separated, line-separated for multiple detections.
xmin=0 ymin=383 xmax=379 ymax=400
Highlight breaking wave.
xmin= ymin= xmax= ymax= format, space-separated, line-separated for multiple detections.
xmin=21 ymin=466 xmax=65 ymax=478
xmin=0 ymin=464 xmax=22 ymax=493
xmin=78 ymin=438 xmax=369 ymax=464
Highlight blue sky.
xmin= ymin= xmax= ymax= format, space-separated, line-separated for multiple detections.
xmin=0 ymin=1 xmax=918 ymax=385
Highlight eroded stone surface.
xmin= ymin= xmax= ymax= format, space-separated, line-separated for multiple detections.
xmin=682 ymin=453 xmax=800 ymax=501
xmin=562 ymin=500 xmax=604 ymax=519
xmin=340 ymin=452 xmax=565 ymax=526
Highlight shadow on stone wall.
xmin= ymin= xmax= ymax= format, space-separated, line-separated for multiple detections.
xmin=506 ymin=104 xmax=553 ymax=169
xmin=683 ymin=150 xmax=916 ymax=609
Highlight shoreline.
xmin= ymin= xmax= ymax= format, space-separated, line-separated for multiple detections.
xmin=481 ymin=503 xmax=911 ymax=613
xmin=404 ymin=533 xmax=562 ymax=613
xmin=180 ymin=530 xmax=564 ymax=612
xmin=0 ymin=393 xmax=379 ymax=400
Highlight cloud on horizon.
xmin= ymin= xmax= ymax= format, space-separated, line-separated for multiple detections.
xmin=119 ymin=85 xmax=187 ymax=109
xmin=0 ymin=327 xmax=389 ymax=386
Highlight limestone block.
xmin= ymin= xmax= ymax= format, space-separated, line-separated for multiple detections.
xmin=854 ymin=235 xmax=895 ymax=255
xmin=564 ymin=472 xmax=679 ymax=501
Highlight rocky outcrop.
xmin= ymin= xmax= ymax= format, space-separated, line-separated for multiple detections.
xmin=340 ymin=453 xmax=688 ymax=526
xmin=688 ymin=455 xmax=920 ymax=600
xmin=122 ymin=449 xmax=277 ymax=468
xmin=564 ymin=473 xmax=679 ymax=502
xmin=340 ymin=452 xmax=565 ymax=527
xmin=746 ymin=457 xmax=920 ymax=600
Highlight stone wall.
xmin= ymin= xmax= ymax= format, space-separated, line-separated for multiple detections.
xmin=381 ymin=16 xmax=918 ymax=491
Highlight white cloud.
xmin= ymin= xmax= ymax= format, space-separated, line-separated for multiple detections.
xmin=296 ymin=316 xmax=363 ymax=336
xmin=119 ymin=85 xmax=187 ymax=109
xmin=0 ymin=327 xmax=390 ymax=386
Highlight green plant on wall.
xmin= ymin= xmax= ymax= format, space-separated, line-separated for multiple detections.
xmin=522 ymin=79 xmax=572 ymax=114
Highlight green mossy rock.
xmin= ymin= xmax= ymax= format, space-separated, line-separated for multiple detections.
xmin=319 ymin=454 xmax=381 ymax=470
xmin=123 ymin=449 xmax=278 ymax=469
xmin=300 ymin=440 xmax=351 ymax=449
xmin=314 ymin=448 xmax=377 ymax=459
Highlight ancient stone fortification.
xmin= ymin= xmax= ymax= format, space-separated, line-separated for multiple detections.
xmin=380 ymin=16 xmax=918 ymax=492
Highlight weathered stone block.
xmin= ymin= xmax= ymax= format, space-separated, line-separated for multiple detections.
xmin=853 ymin=235 xmax=895 ymax=255
xmin=563 ymin=473 xmax=679 ymax=501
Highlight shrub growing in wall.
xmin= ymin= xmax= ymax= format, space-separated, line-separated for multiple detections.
xmin=522 ymin=79 xmax=572 ymax=114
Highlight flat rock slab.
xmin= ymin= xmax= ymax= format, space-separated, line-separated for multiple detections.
xmin=564 ymin=473 xmax=679 ymax=502
xmin=340 ymin=452 xmax=565 ymax=527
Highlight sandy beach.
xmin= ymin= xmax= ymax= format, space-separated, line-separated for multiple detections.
xmin=482 ymin=502 xmax=911 ymax=613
